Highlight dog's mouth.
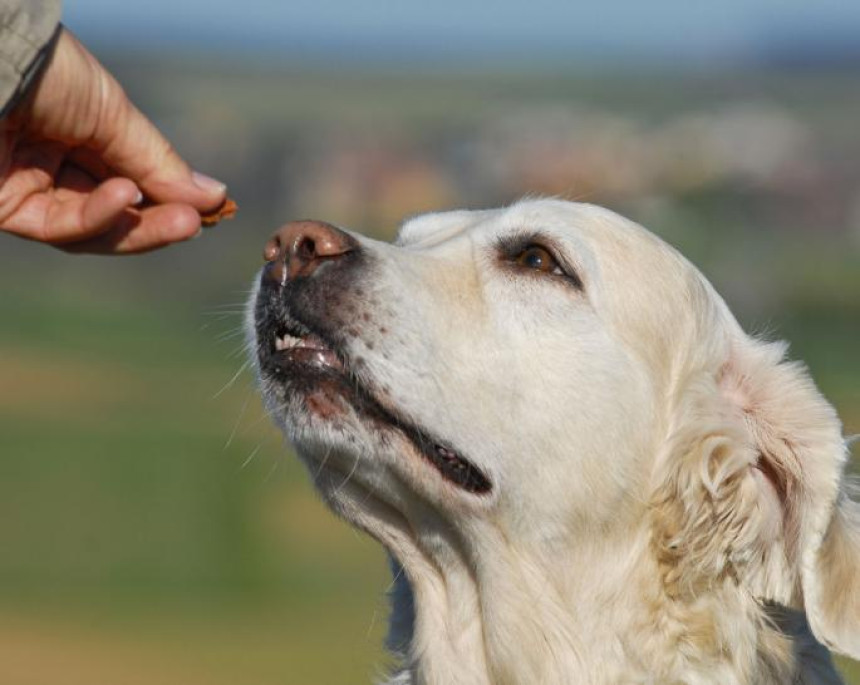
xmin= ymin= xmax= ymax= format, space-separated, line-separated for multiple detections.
xmin=260 ymin=317 xmax=492 ymax=496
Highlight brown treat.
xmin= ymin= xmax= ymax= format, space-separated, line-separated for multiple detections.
xmin=200 ymin=198 xmax=238 ymax=227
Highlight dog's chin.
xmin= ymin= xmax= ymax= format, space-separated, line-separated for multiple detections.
xmin=256 ymin=322 xmax=493 ymax=497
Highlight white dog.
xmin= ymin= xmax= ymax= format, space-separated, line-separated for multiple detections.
xmin=249 ymin=199 xmax=858 ymax=685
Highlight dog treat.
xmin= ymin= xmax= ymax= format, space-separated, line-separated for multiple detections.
xmin=200 ymin=198 xmax=238 ymax=227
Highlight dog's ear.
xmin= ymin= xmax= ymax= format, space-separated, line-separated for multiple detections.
xmin=802 ymin=482 xmax=860 ymax=657
xmin=652 ymin=335 xmax=859 ymax=658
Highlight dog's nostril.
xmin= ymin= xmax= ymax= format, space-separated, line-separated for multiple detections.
xmin=297 ymin=237 xmax=316 ymax=261
xmin=263 ymin=236 xmax=282 ymax=263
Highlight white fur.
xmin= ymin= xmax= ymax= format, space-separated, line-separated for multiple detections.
xmin=250 ymin=199 xmax=858 ymax=684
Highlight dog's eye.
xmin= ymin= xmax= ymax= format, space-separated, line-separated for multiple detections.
xmin=499 ymin=236 xmax=584 ymax=290
xmin=515 ymin=245 xmax=561 ymax=274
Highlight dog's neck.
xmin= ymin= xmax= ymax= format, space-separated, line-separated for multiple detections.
xmin=382 ymin=514 xmax=801 ymax=685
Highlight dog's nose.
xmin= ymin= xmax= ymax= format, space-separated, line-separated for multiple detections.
xmin=262 ymin=220 xmax=356 ymax=283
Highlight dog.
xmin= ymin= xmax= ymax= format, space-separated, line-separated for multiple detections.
xmin=249 ymin=199 xmax=858 ymax=685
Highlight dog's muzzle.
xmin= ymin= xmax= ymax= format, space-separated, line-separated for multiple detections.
xmin=252 ymin=220 xmax=492 ymax=496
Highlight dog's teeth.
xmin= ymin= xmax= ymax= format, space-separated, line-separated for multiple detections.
xmin=275 ymin=334 xmax=302 ymax=351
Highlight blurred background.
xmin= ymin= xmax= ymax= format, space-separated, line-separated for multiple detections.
xmin=1 ymin=1 xmax=858 ymax=683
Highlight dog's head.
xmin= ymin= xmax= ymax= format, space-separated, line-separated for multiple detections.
xmin=249 ymin=199 xmax=858 ymax=661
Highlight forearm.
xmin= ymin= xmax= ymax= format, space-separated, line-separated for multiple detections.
xmin=0 ymin=0 xmax=62 ymax=118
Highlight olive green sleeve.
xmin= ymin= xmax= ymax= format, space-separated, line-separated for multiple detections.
xmin=0 ymin=0 xmax=62 ymax=118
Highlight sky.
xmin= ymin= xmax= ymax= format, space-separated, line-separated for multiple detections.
xmin=64 ymin=0 xmax=860 ymax=67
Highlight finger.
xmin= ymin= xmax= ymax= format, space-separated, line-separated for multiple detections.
xmin=61 ymin=202 xmax=202 ymax=255
xmin=0 ymin=139 xmax=65 ymax=223
xmin=2 ymin=173 xmax=140 ymax=243
xmin=73 ymin=175 xmax=142 ymax=240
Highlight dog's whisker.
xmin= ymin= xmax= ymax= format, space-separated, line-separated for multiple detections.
xmin=201 ymin=310 xmax=246 ymax=319
xmin=237 ymin=444 xmax=262 ymax=472
xmin=263 ymin=456 xmax=280 ymax=483
xmin=214 ymin=327 xmax=247 ymax=343
xmin=366 ymin=607 xmax=379 ymax=640
xmin=225 ymin=387 xmax=255 ymax=450
xmin=314 ymin=445 xmax=334 ymax=478
xmin=334 ymin=453 xmax=360 ymax=495
xmin=386 ymin=562 xmax=406 ymax=594
xmin=213 ymin=361 xmax=250 ymax=399
xmin=203 ymin=300 xmax=254 ymax=313
xmin=227 ymin=341 xmax=256 ymax=361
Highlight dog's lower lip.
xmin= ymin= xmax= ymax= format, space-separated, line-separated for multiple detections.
xmin=271 ymin=330 xmax=344 ymax=371
xmin=278 ymin=346 xmax=343 ymax=370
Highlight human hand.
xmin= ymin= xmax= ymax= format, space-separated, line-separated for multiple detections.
xmin=0 ymin=28 xmax=228 ymax=254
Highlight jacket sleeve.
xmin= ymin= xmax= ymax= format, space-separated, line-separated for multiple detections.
xmin=0 ymin=0 xmax=62 ymax=118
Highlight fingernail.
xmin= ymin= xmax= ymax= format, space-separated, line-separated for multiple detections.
xmin=133 ymin=189 xmax=144 ymax=205
xmin=192 ymin=171 xmax=227 ymax=195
